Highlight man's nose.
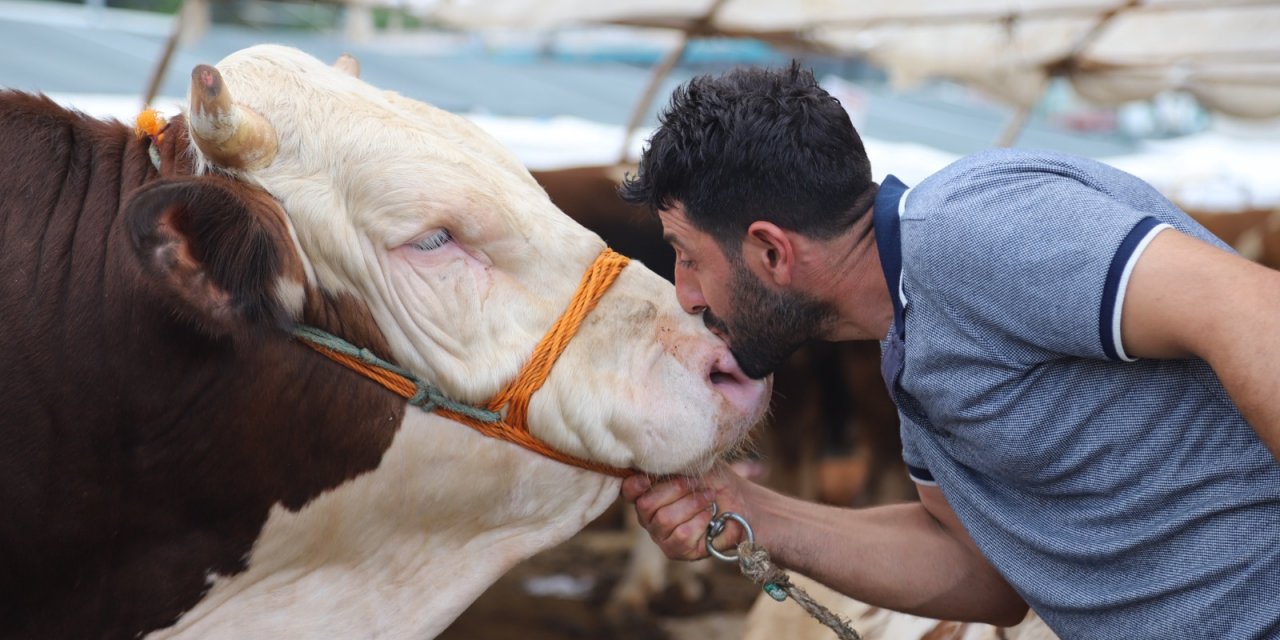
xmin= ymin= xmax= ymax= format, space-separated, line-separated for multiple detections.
xmin=674 ymin=265 xmax=707 ymax=315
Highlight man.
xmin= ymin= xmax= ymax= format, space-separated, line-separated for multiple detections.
xmin=618 ymin=63 xmax=1280 ymax=638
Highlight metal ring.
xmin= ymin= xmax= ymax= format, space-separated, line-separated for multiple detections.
xmin=705 ymin=501 xmax=726 ymax=540
xmin=705 ymin=511 xmax=754 ymax=562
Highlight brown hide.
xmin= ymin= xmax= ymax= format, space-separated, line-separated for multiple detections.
xmin=0 ymin=92 xmax=404 ymax=639
xmin=531 ymin=165 xmax=907 ymax=505
xmin=1184 ymin=207 xmax=1280 ymax=270
xmin=533 ymin=165 xmax=677 ymax=282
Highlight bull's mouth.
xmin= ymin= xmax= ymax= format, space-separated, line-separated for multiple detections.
xmin=710 ymin=368 xmax=772 ymax=469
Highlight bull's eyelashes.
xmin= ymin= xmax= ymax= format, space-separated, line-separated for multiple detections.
xmin=411 ymin=228 xmax=453 ymax=252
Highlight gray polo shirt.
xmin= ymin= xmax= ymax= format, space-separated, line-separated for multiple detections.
xmin=875 ymin=148 xmax=1280 ymax=639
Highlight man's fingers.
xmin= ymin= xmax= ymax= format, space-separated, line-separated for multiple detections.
xmin=620 ymin=474 xmax=651 ymax=501
xmin=661 ymin=510 xmax=718 ymax=560
xmin=649 ymin=488 xmax=715 ymax=535
xmin=632 ymin=476 xmax=698 ymax=527
xmin=622 ymin=469 xmax=751 ymax=561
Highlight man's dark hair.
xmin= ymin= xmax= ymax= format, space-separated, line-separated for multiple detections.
xmin=619 ymin=62 xmax=875 ymax=252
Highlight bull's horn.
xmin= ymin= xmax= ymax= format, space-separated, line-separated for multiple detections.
xmin=334 ymin=53 xmax=360 ymax=78
xmin=187 ymin=64 xmax=277 ymax=171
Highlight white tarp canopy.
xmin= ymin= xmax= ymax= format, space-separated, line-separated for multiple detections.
xmin=428 ymin=0 xmax=1280 ymax=119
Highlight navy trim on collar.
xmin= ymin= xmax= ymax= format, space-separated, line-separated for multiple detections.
xmin=873 ymin=175 xmax=911 ymax=338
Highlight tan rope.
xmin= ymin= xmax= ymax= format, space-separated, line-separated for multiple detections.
xmin=300 ymin=248 xmax=634 ymax=478
xmin=737 ymin=541 xmax=863 ymax=640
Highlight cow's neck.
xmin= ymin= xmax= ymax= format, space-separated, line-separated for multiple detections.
xmin=151 ymin=408 xmax=619 ymax=639
xmin=0 ymin=96 xmax=160 ymax=326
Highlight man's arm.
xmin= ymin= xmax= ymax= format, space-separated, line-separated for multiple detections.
xmin=623 ymin=467 xmax=1028 ymax=626
xmin=1121 ymin=229 xmax=1280 ymax=459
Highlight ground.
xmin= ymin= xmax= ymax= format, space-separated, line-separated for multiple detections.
xmin=438 ymin=512 xmax=762 ymax=640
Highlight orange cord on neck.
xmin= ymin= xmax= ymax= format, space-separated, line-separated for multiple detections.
xmin=134 ymin=109 xmax=167 ymax=144
xmin=300 ymin=248 xmax=634 ymax=478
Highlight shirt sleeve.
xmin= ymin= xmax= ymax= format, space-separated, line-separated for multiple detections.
xmin=905 ymin=166 xmax=1171 ymax=362
xmin=899 ymin=417 xmax=936 ymax=486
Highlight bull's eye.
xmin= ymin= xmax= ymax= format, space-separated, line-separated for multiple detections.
xmin=412 ymin=229 xmax=452 ymax=252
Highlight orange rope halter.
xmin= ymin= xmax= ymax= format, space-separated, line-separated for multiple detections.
xmin=297 ymin=248 xmax=634 ymax=478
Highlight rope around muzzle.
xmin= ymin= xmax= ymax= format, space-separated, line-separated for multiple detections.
xmin=294 ymin=248 xmax=635 ymax=478
xmin=707 ymin=506 xmax=862 ymax=640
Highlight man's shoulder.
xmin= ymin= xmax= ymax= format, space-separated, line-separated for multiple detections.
xmin=893 ymin=149 xmax=1110 ymax=281
xmin=899 ymin=147 xmax=1180 ymax=266
xmin=909 ymin=148 xmax=1128 ymax=214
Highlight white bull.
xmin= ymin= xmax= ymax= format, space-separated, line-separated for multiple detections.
xmin=153 ymin=45 xmax=769 ymax=638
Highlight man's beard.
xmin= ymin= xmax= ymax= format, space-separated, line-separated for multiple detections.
xmin=703 ymin=259 xmax=838 ymax=380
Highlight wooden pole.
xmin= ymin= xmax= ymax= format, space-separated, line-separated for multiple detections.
xmin=616 ymin=0 xmax=729 ymax=164
xmin=617 ymin=35 xmax=692 ymax=164
xmin=141 ymin=0 xmax=186 ymax=108
xmin=995 ymin=103 xmax=1033 ymax=147
xmin=994 ymin=0 xmax=1137 ymax=147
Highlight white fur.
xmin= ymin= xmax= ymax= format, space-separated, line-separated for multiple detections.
xmin=272 ymin=277 xmax=306 ymax=319
xmin=168 ymin=45 xmax=771 ymax=638
xmin=150 ymin=410 xmax=618 ymax=640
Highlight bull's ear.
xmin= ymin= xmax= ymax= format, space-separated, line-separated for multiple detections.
xmin=125 ymin=176 xmax=292 ymax=336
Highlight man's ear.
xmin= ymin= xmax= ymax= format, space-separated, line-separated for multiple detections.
xmin=743 ymin=221 xmax=795 ymax=287
xmin=125 ymin=176 xmax=293 ymax=337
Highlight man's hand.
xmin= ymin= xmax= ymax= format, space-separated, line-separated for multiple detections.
xmin=621 ymin=462 xmax=756 ymax=561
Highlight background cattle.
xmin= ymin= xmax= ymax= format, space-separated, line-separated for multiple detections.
xmin=0 ymin=46 xmax=770 ymax=639
xmin=1182 ymin=207 xmax=1280 ymax=270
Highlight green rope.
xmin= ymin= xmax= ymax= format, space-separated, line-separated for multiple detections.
xmin=291 ymin=325 xmax=502 ymax=424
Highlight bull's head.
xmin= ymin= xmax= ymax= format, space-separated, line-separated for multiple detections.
xmin=163 ymin=45 xmax=769 ymax=475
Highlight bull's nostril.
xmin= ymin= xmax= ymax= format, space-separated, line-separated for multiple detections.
xmin=708 ymin=350 xmax=753 ymax=389
xmin=706 ymin=353 xmax=769 ymax=427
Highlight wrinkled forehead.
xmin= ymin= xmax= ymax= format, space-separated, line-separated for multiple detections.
xmin=210 ymin=45 xmax=551 ymax=242
xmin=215 ymin=46 xmax=533 ymax=187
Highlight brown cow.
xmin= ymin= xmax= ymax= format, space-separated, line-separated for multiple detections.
xmin=0 ymin=93 xmax=364 ymax=638
xmin=0 ymin=45 xmax=769 ymax=639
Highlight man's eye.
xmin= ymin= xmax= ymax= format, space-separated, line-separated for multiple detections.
xmin=678 ymin=259 xmax=696 ymax=270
